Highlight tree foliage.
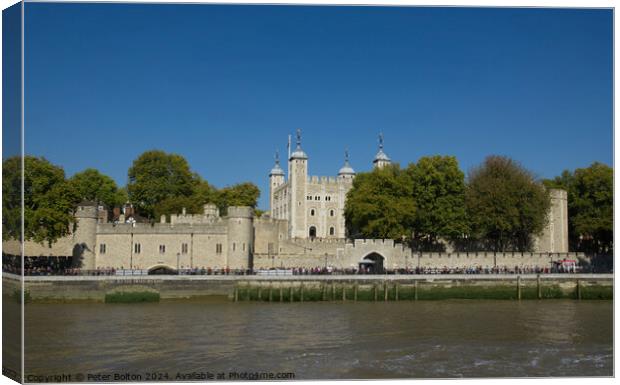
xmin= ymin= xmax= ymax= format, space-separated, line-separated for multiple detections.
xmin=465 ymin=155 xmax=550 ymax=252
xmin=215 ymin=182 xmax=261 ymax=216
xmin=127 ymin=150 xmax=198 ymax=218
xmin=345 ymin=164 xmax=416 ymax=240
xmin=410 ymin=156 xmax=468 ymax=250
xmin=123 ymin=150 xmax=262 ymax=220
xmin=544 ymin=162 xmax=612 ymax=254
xmin=2 ymin=156 xmax=79 ymax=245
xmin=69 ymin=168 xmax=125 ymax=209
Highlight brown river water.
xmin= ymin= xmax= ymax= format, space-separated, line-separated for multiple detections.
xmin=11 ymin=300 xmax=614 ymax=379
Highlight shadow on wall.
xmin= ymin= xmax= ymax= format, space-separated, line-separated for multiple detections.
xmin=71 ymin=243 xmax=89 ymax=268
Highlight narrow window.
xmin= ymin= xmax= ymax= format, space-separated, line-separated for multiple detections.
xmin=310 ymin=209 xmax=315 ymax=216
xmin=330 ymin=209 xmax=335 ymax=217
xmin=329 ymin=227 xmax=335 ymax=236
xmin=216 ymin=243 xmax=222 ymax=254
xmin=181 ymin=243 xmax=188 ymax=254
xmin=99 ymin=244 xmax=106 ymax=254
xmin=159 ymin=244 xmax=166 ymax=254
xmin=134 ymin=243 xmax=141 ymax=254
xmin=233 ymin=243 xmax=236 ymax=251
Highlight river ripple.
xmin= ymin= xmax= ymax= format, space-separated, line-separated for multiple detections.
xmin=23 ymin=300 xmax=612 ymax=379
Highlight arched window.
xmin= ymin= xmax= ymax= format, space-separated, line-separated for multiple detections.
xmin=309 ymin=226 xmax=317 ymax=238
xmin=330 ymin=209 xmax=335 ymax=217
xmin=310 ymin=209 xmax=315 ymax=216
xmin=329 ymin=227 xmax=335 ymax=236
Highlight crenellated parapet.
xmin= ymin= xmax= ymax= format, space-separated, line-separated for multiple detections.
xmin=307 ymin=175 xmax=339 ymax=185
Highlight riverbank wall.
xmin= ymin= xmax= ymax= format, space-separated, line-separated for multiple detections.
xmin=2 ymin=273 xmax=613 ymax=303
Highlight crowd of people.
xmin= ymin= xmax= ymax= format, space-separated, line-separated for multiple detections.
xmin=288 ymin=264 xmax=582 ymax=275
xmin=0 ymin=254 xmax=596 ymax=276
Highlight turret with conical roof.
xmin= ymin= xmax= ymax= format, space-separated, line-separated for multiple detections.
xmin=373 ymin=132 xmax=391 ymax=169
xmin=269 ymin=151 xmax=286 ymax=217
xmin=338 ymin=149 xmax=356 ymax=179
xmin=289 ymin=128 xmax=308 ymax=160
xmin=288 ymin=128 xmax=308 ymax=238
xmin=269 ymin=151 xmax=285 ymax=177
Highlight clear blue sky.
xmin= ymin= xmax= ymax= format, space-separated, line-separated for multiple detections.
xmin=23 ymin=4 xmax=612 ymax=210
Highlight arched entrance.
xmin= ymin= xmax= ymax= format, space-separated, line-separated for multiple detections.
xmin=309 ymin=226 xmax=317 ymax=239
xmin=359 ymin=252 xmax=385 ymax=274
xmin=147 ymin=265 xmax=177 ymax=275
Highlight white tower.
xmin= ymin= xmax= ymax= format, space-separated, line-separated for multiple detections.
xmin=373 ymin=132 xmax=391 ymax=169
xmin=289 ymin=128 xmax=308 ymax=238
xmin=269 ymin=151 xmax=285 ymax=217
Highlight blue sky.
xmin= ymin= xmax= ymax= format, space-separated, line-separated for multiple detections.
xmin=22 ymin=4 xmax=612 ymax=210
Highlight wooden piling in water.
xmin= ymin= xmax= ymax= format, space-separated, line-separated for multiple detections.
xmin=342 ymin=284 xmax=346 ymax=301
xmin=517 ymin=276 xmax=521 ymax=300
xmin=537 ymin=274 xmax=542 ymax=299
xmin=374 ymin=284 xmax=378 ymax=301
xmin=414 ymin=281 xmax=418 ymax=301
xmin=384 ymin=282 xmax=388 ymax=301
xmin=300 ymin=283 xmax=304 ymax=302
xmin=354 ymin=283 xmax=358 ymax=301
xmin=577 ymin=280 xmax=581 ymax=300
xmin=258 ymin=285 xmax=262 ymax=301
xmin=395 ymin=283 xmax=399 ymax=301
xmin=332 ymin=282 xmax=336 ymax=301
xmin=322 ymin=283 xmax=326 ymax=301
xmin=269 ymin=282 xmax=273 ymax=302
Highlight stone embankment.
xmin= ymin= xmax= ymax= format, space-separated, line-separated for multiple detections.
xmin=3 ymin=273 xmax=612 ymax=303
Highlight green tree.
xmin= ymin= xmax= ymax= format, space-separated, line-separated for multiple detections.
xmin=466 ymin=156 xmax=550 ymax=252
xmin=345 ymin=164 xmax=416 ymax=239
xmin=409 ymin=156 xmax=468 ymax=250
xmin=127 ymin=150 xmax=198 ymax=219
xmin=2 ymin=156 xmax=79 ymax=245
xmin=153 ymin=195 xmax=204 ymax=220
xmin=69 ymin=168 xmax=125 ymax=209
xmin=152 ymin=178 xmax=217 ymax=220
xmin=215 ymin=182 xmax=261 ymax=215
xmin=545 ymin=162 xmax=613 ymax=254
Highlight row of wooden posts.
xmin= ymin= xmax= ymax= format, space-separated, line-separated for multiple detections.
xmin=233 ymin=276 xmax=585 ymax=302
xmin=514 ymin=276 xmax=583 ymax=300
xmin=233 ymin=281 xmax=414 ymax=302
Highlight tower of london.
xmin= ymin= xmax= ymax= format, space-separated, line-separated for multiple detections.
xmin=4 ymin=130 xmax=575 ymax=273
xmin=269 ymin=129 xmax=387 ymax=240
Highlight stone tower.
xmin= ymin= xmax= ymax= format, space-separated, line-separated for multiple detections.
xmin=72 ymin=202 xmax=99 ymax=269
xmin=373 ymin=133 xmax=391 ymax=169
xmin=337 ymin=149 xmax=356 ymax=238
xmin=535 ymin=189 xmax=569 ymax=253
xmin=269 ymin=151 xmax=285 ymax=217
xmin=226 ymin=206 xmax=254 ymax=269
xmin=289 ymin=128 xmax=308 ymax=238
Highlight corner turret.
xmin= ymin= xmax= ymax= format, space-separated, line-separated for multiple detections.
xmin=338 ymin=149 xmax=356 ymax=180
xmin=373 ymin=132 xmax=391 ymax=169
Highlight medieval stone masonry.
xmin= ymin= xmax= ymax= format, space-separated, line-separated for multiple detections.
xmin=5 ymin=131 xmax=575 ymax=272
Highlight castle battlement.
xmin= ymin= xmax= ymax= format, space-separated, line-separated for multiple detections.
xmin=352 ymin=239 xmax=396 ymax=247
xmin=307 ymin=175 xmax=338 ymax=185
xmin=97 ymin=222 xmax=228 ymax=235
